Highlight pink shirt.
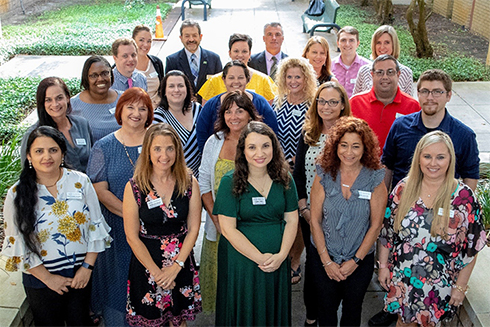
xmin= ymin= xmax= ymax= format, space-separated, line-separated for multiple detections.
xmin=331 ymin=54 xmax=371 ymax=97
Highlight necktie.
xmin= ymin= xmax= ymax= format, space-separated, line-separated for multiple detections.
xmin=127 ymin=78 xmax=133 ymax=88
xmin=270 ymin=56 xmax=278 ymax=81
xmin=190 ymin=54 xmax=199 ymax=87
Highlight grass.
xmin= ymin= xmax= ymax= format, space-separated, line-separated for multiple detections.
xmin=0 ymin=133 xmax=22 ymax=209
xmin=0 ymin=0 xmax=172 ymax=64
xmin=335 ymin=4 xmax=490 ymax=82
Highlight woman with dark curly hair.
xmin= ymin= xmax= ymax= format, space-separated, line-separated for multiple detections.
xmin=212 ymin=121 xmax=299 ymax=326
xmin=309 ymin=116 xmax=387 ymax=326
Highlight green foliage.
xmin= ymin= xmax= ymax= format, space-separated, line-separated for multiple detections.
xmin=477 ymin=179 xmax=490 ymax=230
xmin=0 ymin=133 xmax=23 ymax=210
xmin=336 ymin=4 xmax=490 ymax=82
xmin=0 ymin=0 xmax=171 ymax=63
xmin=0 ymin=77 xmax=82 ymax=141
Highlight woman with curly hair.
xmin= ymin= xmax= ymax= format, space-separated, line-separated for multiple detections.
xmin=310 ymin=116 xmax=387 ymax=326
xmin=213 ymin=121 xmax=299 ymax=326
xmin=378 ymin=131 xmax=486 ymax=327
xmin=302 ymin=36 xmax=338 ymax=85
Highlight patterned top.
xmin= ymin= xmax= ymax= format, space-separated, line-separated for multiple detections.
xmin=153 ymin=102 xmax=202 ymax=178
xmin=379 ymin=180 xmax=486 ymax=326
xmin=304 ymin=134 xmax=327 ymax=204
xmin=1 ymin=169 xmax=112 ymax=274
xmin=352 ymin=62 xmax=413 ymax=96
xmin=316 ymin=165 xmax=385 ymax=263
xmin=71 ymin=91 xmax=122 ymax=143
xmin=214 ymin=158 xmax=235 ymax=194
xmin=273 ymin=97 xmax=310 ymax=160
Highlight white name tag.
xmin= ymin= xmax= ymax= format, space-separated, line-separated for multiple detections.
xmin=138 ymin=146 xmax=142 ymax=154
xmin=109 ymin=107 xmax=116 ymax=115
xmin=252 ymin=197 xmax=266 ymax=205
xmin=437 ymin=208 xmax=455 ymax=218
xmin=67 ymin=192 xmax=83 ymax=200
xmin=358 ymin=190 xmax=372 ymax=200
xmin=395 ymin=112 xmax=405 ymax=119
xmin=147 ymin=197 xmax=163 ymax=209
xmin=149 ymin=72 xmax=159 ymax=78
xmin=350 ymin=78 xmax=356 ymax=84
xmin=292 ymin=109 xmax=303 ymax=117
xmin=75 ymin=138 xmax=87 ymax=146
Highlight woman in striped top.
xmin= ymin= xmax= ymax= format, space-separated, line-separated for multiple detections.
xmin=353 ymin=25 xmax=414 ymax=96
xmin=153 ymin=70 xmax=202 ymax=178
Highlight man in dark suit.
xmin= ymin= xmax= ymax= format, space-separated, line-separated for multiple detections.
xmin=248 ymin=22 xmax=288 ymax=80
xmin=165 ymin=19 xmax=222 ymax=103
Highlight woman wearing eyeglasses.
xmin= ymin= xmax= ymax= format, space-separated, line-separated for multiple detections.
xmin=71 ymin=56 xmax=123 ymax=142
xmin=292 ymin=81 xmax=351 ymax=326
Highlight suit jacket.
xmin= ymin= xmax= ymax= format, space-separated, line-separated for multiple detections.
xmin=248 ymin=50 xmax=288 ymax=76
xmin=165 ymin=47 xmax=222 ymax=102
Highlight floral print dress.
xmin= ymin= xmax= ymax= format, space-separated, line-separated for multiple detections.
xmin=126 ymin=179 xmax=202 ymax=327
xmin=379 ymin=180 xmax=486 ymax=327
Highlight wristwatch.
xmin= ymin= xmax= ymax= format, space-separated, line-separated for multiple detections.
xmin=353 ymin=256 xmax=363 ymax=265
xmin=174 ymin=259 xmax=185 ymax=268
xmin=81 ymin=262 xmax=94 ymax=270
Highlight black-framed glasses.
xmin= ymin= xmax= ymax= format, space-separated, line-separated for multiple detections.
xmin=317 ymin=98 xmax=341 ymax=107
xmin=373 ymin=69 xmax=397 ymax=77
xmin=88 ymin=71 xmax=111 ymax=79
xmin=418 ymin=89 xmax=446 ymax=98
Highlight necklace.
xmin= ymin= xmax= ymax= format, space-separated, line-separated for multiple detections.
xmin=41 ymin=169 xmax=62 ymax=188
xmin=121 ymin=134 xmax=135 ymax=168
xmin=248 ymin=175 xmax=270 ymax=195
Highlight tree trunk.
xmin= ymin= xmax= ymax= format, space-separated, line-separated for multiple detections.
xmin=406 ymin=0 xmax=434 ymax=58
xmin=373 ymin=0 xmax=393 ymax=24
xmin=361 ymin=0 xmax=369 ymax=6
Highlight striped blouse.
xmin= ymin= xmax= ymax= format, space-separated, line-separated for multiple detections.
xmin=352 ymin=62 xmax=414 ymax=97
xmin=153 ymin=102 xmax=202 ymax=178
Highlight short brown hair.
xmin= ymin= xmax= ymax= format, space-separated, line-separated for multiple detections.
xmin=115 ymin=87 xmax=154 ymax=127
xmin=417 ymin=69 xmax=452 ymax=92
xmin=132 ymin=24 xmax=151 ymax=39
xmin=112 ymin=37 xmax=137 ymax=57
xmin=337 ymin=26 xmax=359 ymax=42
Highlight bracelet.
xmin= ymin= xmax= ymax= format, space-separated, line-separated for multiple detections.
xmin=318 ymin=247 xmax=327 ymax=256
xmin=377 ymin=261 xmax=390 ymax=269
xmin=452 ymin=284 xmax=469 ymax=294
xmin=299 ymin=206 xmax=309 ymax=213
xmin=81 ymin=262 xmax=94 ymax=270
xmin=322 ymin=261 xmax=333 ymax=267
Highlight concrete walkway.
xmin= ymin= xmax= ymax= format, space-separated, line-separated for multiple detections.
xmin=0 ymin=0 xmax=489 ymax=326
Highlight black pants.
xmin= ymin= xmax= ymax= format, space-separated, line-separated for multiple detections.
xmin=300 ymin=214 xmax=318 ymax=321
xmin=24 ymin=283 xmax=92 ymax=326
xmin=309 ymin=246 xmax=375 ymax=327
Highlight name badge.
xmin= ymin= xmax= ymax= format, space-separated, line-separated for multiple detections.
xmin=76 ymin=138 xmax=87 ymax=146
xmin=147 ymin=197 xmax=163 ymax=209
xmin=350 ymin=78 xmax=356 ymax=84
xmin=252 ymin=197 xmax=266 ymax=205
xmin=437 ymin=208 xmax=455 ymax=217
xmin=138 ymin=146 xmax=142 ymax=154
xmin=395 ymin=112 xmax=405 ymax=119
xmin=67 ymin=192 xmax=83 ymax=200
xmin=109 ymin=107 xmax=116 ymax=115
xmin=358 ymin=190 xmax=372 ymax=200
xmin=149 ymin=72 xmax=159 ymax=78
xmin=292 ymin=109 xmax=303 ymax=117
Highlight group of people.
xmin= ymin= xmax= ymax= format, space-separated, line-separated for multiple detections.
xmin=1 ymin=16 xmax=487 ymax=327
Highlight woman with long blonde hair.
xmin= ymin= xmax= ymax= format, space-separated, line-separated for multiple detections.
xmin=378 ymin=131 xmax=486 ymax=327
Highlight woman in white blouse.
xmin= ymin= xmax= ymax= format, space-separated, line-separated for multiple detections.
xmin=1 ymin=126 xmax=111 ymax=326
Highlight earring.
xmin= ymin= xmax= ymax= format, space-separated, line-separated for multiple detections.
xmin=61 ymin=157 xmax=65 ymax=167
xmin=28 ymin=160 xmax=32 ymax=169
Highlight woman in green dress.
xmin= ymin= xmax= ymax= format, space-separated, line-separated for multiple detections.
xmin=213 ymin=121 xmax=299 ymax=326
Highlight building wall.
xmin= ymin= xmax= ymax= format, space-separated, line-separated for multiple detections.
xmin=0 ymin=0 xmax=38 ymax=15
xmin=433 ymin=0 xmax=490 ymax=40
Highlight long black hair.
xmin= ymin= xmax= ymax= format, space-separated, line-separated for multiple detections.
xmin=36 ymin=77 xmax=72 ymax=129
xmin=15 ymin=126 xmax=67 ymax=257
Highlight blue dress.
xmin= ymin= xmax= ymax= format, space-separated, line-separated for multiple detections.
xmin=87 ymin=132 xmax=141 ymax=326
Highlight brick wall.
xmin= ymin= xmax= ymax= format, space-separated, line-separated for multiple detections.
xmin=471 ymin=0 xmax=490 ymax=39
xmin=452 ymin=0 xmax=472 ymax=27
xmin=433 ymin=0 xmax=454 ymax=18
xmin=0 ymin=0 xmax=38 ymax=15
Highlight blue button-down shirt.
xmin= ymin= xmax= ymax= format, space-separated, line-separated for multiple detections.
xmin=111 ymin=67 xmax=147 ymax=92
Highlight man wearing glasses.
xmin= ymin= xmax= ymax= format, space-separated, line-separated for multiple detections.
xmin=350 ymin=54 xmax=420 ymax=152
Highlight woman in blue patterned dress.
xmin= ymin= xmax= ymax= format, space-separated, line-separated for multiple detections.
xmin=123 ymin=123 xmax=202 ymax=326
xmin=378 ymin=131 xmax=486 ymax=327
xmin=273 ymin=57 xmax=317 ymax=285
xmin=87 ymin=87 xmax=154 ymax=326
xmin=1 ymin=126 xmax=111 ymax=326
xmin=153 ymin=70 xmax=202 ymax=178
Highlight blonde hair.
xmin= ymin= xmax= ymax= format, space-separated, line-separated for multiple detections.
xmin=394 ymin=131 xmax=457 ymax=238
xmin=133 ymin=123 xmax=191 ymax=196
xmin=274 ymin=57 xmax=317 ymax=108
xmin=302 ymin=36 xmax=333 ymax=80
xmin=371 ymin=25 xmax=400 ymax=60
xmin=303 ymin=81 xmax=351 ymax=146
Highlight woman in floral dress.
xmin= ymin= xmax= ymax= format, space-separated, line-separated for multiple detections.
xmin=123 ymin=123 xmax=202 ymax=326
xmin=1 ymin=126 xmax=111 ymax=326
xmin=378 ymin=131 xmax=486 ymax=327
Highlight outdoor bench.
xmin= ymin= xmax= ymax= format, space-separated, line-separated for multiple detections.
xmin=301 ymin=0 xmax=341 ymax=37
xmin=181 ymin=0 xmax=212 ymax=21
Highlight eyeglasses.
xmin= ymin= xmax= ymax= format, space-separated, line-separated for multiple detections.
xmin=317 ymin=98 xmax=341 ymax=107
xmin=88 ymin=71 xmax=111 ymax=79
xmin=373 ymin=69 xmax=397 ymax=77
xmin=418 ymin=89 xmax=446 ymax=98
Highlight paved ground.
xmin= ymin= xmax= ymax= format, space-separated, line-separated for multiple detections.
xmin=0 ymin=0 xmax=489 ymax=325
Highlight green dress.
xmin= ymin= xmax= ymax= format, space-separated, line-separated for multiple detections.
xmin=213 ymin=171 xmax=298 ymax=326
